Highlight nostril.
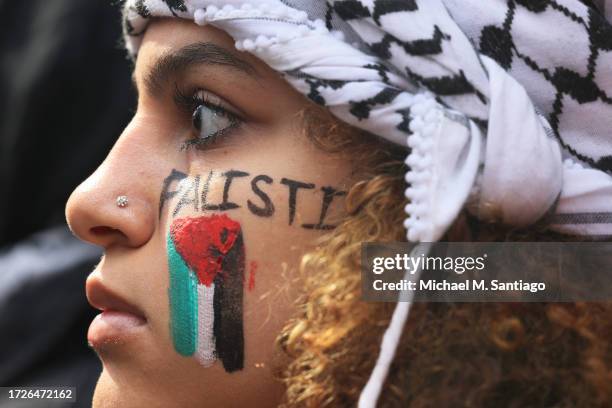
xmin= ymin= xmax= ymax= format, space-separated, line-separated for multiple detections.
xmin=90 ymin=226 xmax=128 ymax=240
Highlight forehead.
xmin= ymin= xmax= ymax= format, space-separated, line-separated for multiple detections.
xmin=130 ymin=17 xmax=315 ymax=122
xmin=135 ymin=18 xmax=268 ymax=80
xmin=140 ymin=19 xmax=231 ymax=58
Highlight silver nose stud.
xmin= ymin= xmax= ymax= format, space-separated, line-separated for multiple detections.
xmin=116 ymin=195 xmax=129 ymax=208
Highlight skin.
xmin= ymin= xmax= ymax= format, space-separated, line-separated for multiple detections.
xmin=65 ymin=19 xmax=356 ymax=408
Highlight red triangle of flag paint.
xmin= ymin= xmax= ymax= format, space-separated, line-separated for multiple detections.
xmin=170 ymin=214 xmax=241 ymax=286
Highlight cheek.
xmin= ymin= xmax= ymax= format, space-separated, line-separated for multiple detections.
xmin=161 ymin=167 xmax=348 ymax=242
xmin=168 ymin=214 xmax=246 ymax=373
xmin=157 ymin=167 xmax=348 ymax=372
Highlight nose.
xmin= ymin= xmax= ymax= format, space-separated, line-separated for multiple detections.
xmin=66 ymin=122 xmax=158 ymax=249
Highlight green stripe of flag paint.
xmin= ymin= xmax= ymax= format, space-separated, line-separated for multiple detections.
xmin=167 ymin=234 xmax=198 ymax=356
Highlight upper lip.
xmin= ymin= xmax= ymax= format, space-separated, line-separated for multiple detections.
xmin=86 ymin=275 xmax=147 ymax=320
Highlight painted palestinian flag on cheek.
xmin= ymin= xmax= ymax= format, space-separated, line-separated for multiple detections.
xmin=167 ymin=214 xmax=245 ymax=373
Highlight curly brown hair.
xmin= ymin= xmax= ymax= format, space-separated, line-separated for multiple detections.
xmin=275 ymin=107 xmax=612 ymax=407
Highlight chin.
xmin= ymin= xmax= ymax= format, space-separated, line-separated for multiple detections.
xmin=92 ymin=370 xmax=167 ymax=408
xmin=92 ymin=371 xmax=124 ymax=408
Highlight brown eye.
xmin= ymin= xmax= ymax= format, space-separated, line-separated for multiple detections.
xmin=186 ymin=104 xmax=240 ymax=149
xmin=193 ymin=104 xmax=233 ymax=137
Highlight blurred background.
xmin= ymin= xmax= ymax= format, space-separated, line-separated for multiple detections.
xmin=0 ymin=1 xmax=135 ymax=406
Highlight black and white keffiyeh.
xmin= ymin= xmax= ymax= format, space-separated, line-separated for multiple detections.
xmin=123 ymin=0 xmax=612 ymax=242
xmin=122 ymin=0 xmax=612 ymax=406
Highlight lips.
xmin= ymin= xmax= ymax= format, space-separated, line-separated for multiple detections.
xmin=86 ymin=275 xmax=147 ymax=348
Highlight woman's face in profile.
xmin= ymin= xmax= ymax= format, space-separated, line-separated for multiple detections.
xmin=65 ymin=18 xmax=354 ymax=407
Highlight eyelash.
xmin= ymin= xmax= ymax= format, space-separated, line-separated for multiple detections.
xmin=174 ymin=86 xmax=243 ymax=151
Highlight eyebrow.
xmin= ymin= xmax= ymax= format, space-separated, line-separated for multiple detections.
xmin=141 ymin=42 xmax=257 ymax=96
